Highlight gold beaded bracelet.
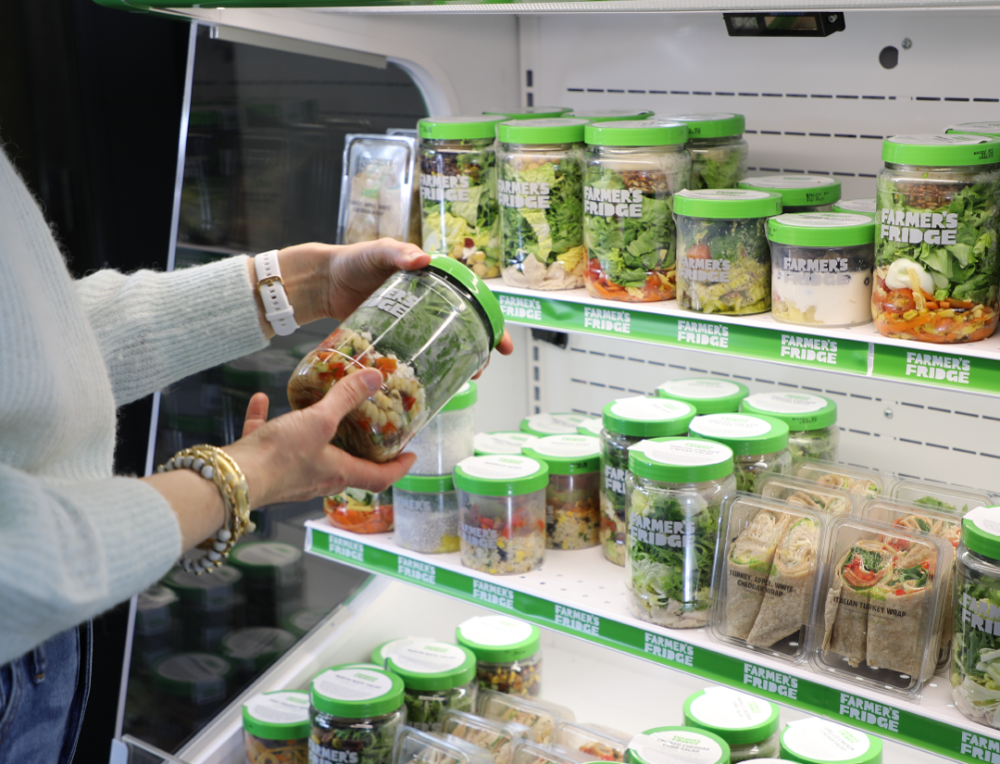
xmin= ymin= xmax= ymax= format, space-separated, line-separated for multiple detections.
xmin=157 ymin=444 xmax=256 ymax=575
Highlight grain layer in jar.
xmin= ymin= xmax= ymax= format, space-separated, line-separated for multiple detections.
xmin=520 ymin=412 xmax=599 ymax=437
xmin=599 ymin=396 xmax=697 ymax=566
xmin=766 ymin=212 xmax=875 ymax=328
xmin=583 ymin=120 xmax=691 ymax=302
xmin=628 ymin=726 xmax=732 ymax=764
xmin=832 ymin=198 xmax=876 ymax=217
xmin=687 ymin=413 xmax=791 ymax=493
xmin=625 ymin=437 xmax=736 ymax=628
xmin=778 ymin=719 xmax=881 ymax=764
xmin=288 ymin=255 xmax=505 ymax=463
xmin=739 ymin=392 xmax=839 ymax=464
xmin=874 ymin=134 xmax=1000 ymax=343
xmin=243 ymin=690 xmax=310 ymax=764
xmin=682 ymin=688 xmax=780 ymax=764
xmin=393 ymin=474 xmax=460 ymax=554
xmin=456 ymin=614 xmax=542 ymax=697
xmin=454 ymin=454 xmax=548 ymax=575
xmin=566 ymin=109 xmax=654 ymax=122
xmin=324 ymin=487 xmax=394 ymax=534
xmin=384 ymin=640 xmax=478 ymax=732
xmin=656 ymin=377 xmax=749 ymax=415
xmin=475 ymin=431 xmax=540 ymax=456
xmin=737 ymin=175 xmax=841 ymax=213
xmin=665 ymin=112 xmax=748 ymax=190
xmin=497 ymin=119 xmax=588 ymax=290
xmin=674 ymin=189 xmax=782 ymax=315
xmin=522 ymin=434 xmax=602 ymax=549
xmin=405 ymin=381 xmax=477 ymax=476
xmin=418 ymin=116 xmax=506 ymax=279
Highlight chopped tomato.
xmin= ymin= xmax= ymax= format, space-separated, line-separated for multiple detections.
xmin=685 ymin=243 xmax=712 ymax=260
xmin=375 ymin=357 xmax=398 ymax=377
xmin=401 ymin=393 xmax=416 ymax=412
xmin=480 ymin=517 xmax=494 ymax=529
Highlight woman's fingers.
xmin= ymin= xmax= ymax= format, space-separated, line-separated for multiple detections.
xmin=241 ymin=393 xmax=270 ymax=437
xmin=311 ymin=368 xmax=384 ymax=433
xmin=331 ymin=451 xmax=417 ymax=493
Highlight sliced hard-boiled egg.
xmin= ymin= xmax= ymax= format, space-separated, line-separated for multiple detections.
xmin=885 ymin=257 xmax=935 ymax=295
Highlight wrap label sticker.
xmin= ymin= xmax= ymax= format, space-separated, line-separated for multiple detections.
xmin=643 ymin=632 xmax=695 ymax=666
xmin=837 ymin=692 xmax=901 ymax=732
xmin=499 ymin=294 xmax=543 ymax=321
xmin=742 ymin=663 xmax=799 ymax=699
xmin=398 ymin=557 xmax=436 ymax=585
xmin=472 ymin=579 xmax=515 ymax=610
xmin=554 ymin=604 xmax=600 ymax=635
xmin=678 ymin=319 xmax=730 ymax=348
xmin=329 ymin=536 xmax=365 ymax=563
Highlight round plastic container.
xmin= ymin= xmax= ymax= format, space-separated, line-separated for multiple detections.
xmin=779 ymin=719 xmax=881 ymax=764
xmin=656 ymin=378 xmax=749 ymax=414
xmin=221 ymin=627 xmax=296 ymax=681
xmin=455 ymin=455 xmax=548 ymax=575
xmin=946 ymin=121 xmax=1000 ymax=138
xmin=163 ymin=566 xmax=242 ymax=649
xmin=738 ymin=175 xmax=841 ymax=213
xmin=384 ymin=640 xmax=478 ymax=732
xmin=625 ymin=438 xmax=736 ymax=627
xmin=394 ymin=474 xmax=460 ymax=553
xmin=568 ymin=109 xmax=655 ymax=122
xmin=688 ymin=413 xmax=791 ymax=493
xmin=282 ymin=606 xmax=330 ymax=639
xmin=229 ymin=540 xmax=304 ymax=627
xmin=766 ymin=212 xmax=876 ymax=328
xmin=484 ymin=107 xmax=571 ymax=120
xmin=151 ymin=653 xmax=235 ymax=740
xmin=599 ymin=396 xmax=697 ymax=566
xmin=475 ymin=431 xmax=540 ymax=456
xmin=629 ymin=726 xmax=732 ymax=764
xmin=522 ymin=434 xmax=602 ymax=550
xmin=668 ymin=113 xmax=748 ymax=190
xmin=674 ymin=189 xmax=783 ymax=315
xmin=583 ymin=120 xmax=691 ymax=302
xmin=405 ymin=381 xmax=477 ymax=476
xmin=874 ymin=134 xmax=1000 ymax=343
xmin=456 ymin=615 xmax=542 ymax=697
xmin=683 ymin=688 xmax=780 ymax=763
xmin=497 ymin=119 xmax=588 ymax=290
xmin=134 ymin=585 xmax=177 ymax=640
xmin=740 ymin=392 xmax=839 ymax=464
xmin=288 ymin=255 xmax=504 ymax=463
xmin=418 ymin=117 xmax=507 ymax=278
xmin=243 ymin=690 xmax=310 ymax=764
xmin=309 ymin=666 xmax=406 ymax=764
xmin=833 ymin=198 xmax=876 ymax=217
xmin=323 ymin=487 xmax=394 ymax=534
xmin=521 ymin=413 xmax=598 ymax=437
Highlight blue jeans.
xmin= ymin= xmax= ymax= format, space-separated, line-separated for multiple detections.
xmin=0 ymin=624 xmax=92 ymax=764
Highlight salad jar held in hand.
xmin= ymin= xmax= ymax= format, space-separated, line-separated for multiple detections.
xmin=669 ymin=113 xmax=748 ymax=190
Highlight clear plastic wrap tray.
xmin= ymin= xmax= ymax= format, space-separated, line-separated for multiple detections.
xmin=394 ymin=727 xmax=496 ymax=764
xmin=755 ymin=474 xmax=854 ymax=515
xmin=555 ymin=721 xmax=630 ymax=762
xmin=337 ymin=133 xmax=418 ymax=244
xmin=791 ymin=459 xmax=889 ymax=500
xmin=441 ymin=709 xmax=531 ymax=764
xmin=510 ymin=740 xmax=593 ymax=764
xmin=884 ymin=477 xmax=997 ymax=514
xmin=477 ymin=690 xmax=574 ymax=744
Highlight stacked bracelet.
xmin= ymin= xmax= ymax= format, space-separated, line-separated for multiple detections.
xmin=157 ymin=444 xmax=256 ymax=575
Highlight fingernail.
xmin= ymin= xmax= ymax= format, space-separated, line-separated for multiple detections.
xmin=362 ymin=371 xmax=383 ymax=392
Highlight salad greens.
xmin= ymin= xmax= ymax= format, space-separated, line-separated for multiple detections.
xmin=953 ymin=574 xmax=1000 ymax=727
xmin=689 ymin=144 xmax=747 ymax=190
xmin=310 ymin=713 xmax=403 ymax=764
xmin=788 ymin=429 xmax=838 ymax=464
xmin=404 ymin=687 xmax=475 ymax=733
xmin=914 ymin=495 xmax=962 ymax=512
xmin=600 ymin=435 xmax=636 ymax=565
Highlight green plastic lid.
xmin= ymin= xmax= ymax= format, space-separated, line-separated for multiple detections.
xmin=946 ymin=121 xmax=1000 ymax=137
xmin=738 ymin=175 xmax=841 ymax=207
xmin=521 ymin=412 xmax=599 ymax=436
xmin=310 ymin=666 xmax=405 ymax=718
xmin=585 ymin=120 xmax=688 ymax=147
xmin=242 ymin=690 xmax=311 ymax=741
xmin=372 ymin=637 xmax=425 ymax=666
xmin=780 ymin=719 xmax=882 ymax=764
xmin=394 ymin=473 xmax=455 ymax=493
xmin=674 ymin=189 xmax=782 ymax=219
xmin=222 ymin=627 xmax=296 ymax=671
xmin=668 ymin=113 xmax=745 ymax=139
xmin=484 ymin=107 xmax=570 ymax=120
xmin=628 ymin=437 xmax=734 ymax=483
xmin=384 ymin=641 xmax=477 ymax=691
xmin=522 ymin=434 xmax=600 ymax=475
xmin=567 ymin=109 xmax=654 ymax=123
xmin=766 ymin=213 xmax=875 ymax=247
xmin=475 ymin=431 xmax=540 ymax=456
xmin=656 ymin=378 xmax=749 ymax=414
xmin=442 ymin=381 xmax=478 ymax=413
xmin=961 ymin=507 xmax=1000 ymax=559
xmin=682 ymin=688 xmax=780 ymax=747
xmin=151 ymin=653 xmax=234 ymax=701
xmin=281 ymin=606 xmax=329 ymax=638
xmin=426 ymin=256 xmax=505 ymax=349
xmin=163 ymin=565 xmax=242 ymax=605
xmin=740 ymin=392 xmax=837 ymax=431
xmin=455 ymin=615 xmax=541 ymax=662
xmin=453 ymin=455 xmax=549 ymax=497
xmin=228 ymin=541 xmax=303 ymax=580
xmin=497 ymin=118 xmax=588 ymax=145
xmin=629 ymin=726 xmax=732 ymax=764
xmin=602 ymin=396 xmax=696 ymax=437
xmin=577 ymin=419 xmax=605 ymax=437
xmin=688 ymin=413 xmax=790 ymax=456
xmin=419 ymin=116 xmax=507 ymax=141
xmin=882 ymin=134 xmax=1000 ymax=167
xmin=832 ymin=198 xmax=876 ymax=216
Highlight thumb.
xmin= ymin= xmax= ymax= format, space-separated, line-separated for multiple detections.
xmin=313 ymin=368 xmax=384 ymax=428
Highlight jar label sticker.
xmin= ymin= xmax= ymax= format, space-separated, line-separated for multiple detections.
xmin=835 ymin=198 xmax=876 ymax=213
xmin=232 ymin=542 xmax=302 ymax=567
xmin=689 ymin=687 xmax=774 ymax=729
xmin=156 ymin=653 xmax=230 ymax=683
xmin=782 ymin=719 xmax=871 ymax=761
xmin=525 ymin=413 xmax=593 ymax=434
xmin=475 ymin=432 xmax=539 ymax=454
xmin=460 ymin=615 xmax=534 ymax=647
xmin=678 ymin=189 xmax=770 ymax=201
xmin=966 ymin=506 xmax=1000 ymax=538
xmin=747 ymin=175 xmax=837 ymax=189
xmin=376 ymin=637 xmax=423 ymax=663
xmin=658 ymin=379 xmax=741 ymax=399
xmin=744 ymin=392 xmax=826 ymax=414
xmin=314 ymin=669 xmax=395 ymax=701
xmin=223 ymin=628 xmax=295 ymax=658
xmin=775 ymin=212 xmax=872 ymax=228
xmin=244 ymin=691 xmax=310 ymax=724
xmin=389 ymin=642 xmax=468 ymax=674
xmin=632 ymin=439 xmax=731 ymax=466
xmin=611 ymin=397 xmax=694 ymax=422
xmin=531 ymin=434 xmax=600 ymax=459
xmin=889 ymin=133 xmax=991 ymax=145
xmin=691 ymin=414 xmax=772 ymax=439
xmin=460 ymin=455 xmax=541 ymax=480
xmin=948 ymin=122 xmax=1000 ymax=134
xmin=632 ymin=731 xmax=726 ymax=764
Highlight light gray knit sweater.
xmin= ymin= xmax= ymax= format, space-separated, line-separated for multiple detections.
xmin=0 ymin=147 xmax=268 ymax=665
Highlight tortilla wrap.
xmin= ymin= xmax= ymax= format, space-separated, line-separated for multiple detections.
xmin=866 ymin=559 xmax=933 ymax=679
xmin=725 ymin=509 xmax=791 ymax=639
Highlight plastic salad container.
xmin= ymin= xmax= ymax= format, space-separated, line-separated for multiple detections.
xmin=288 ymin=255 xmax=504 ymax=463
xmin=674 ymin=189 xmax=783 ymax=315
xmin=476 ymin=431 xmax=540 ymax=456
xmin=309 ymin=666 xmax=406 ymax=764
xmin=656 ymin=378 xmax=749 ymax=414
xmin=874 ymin=134 xmax=1000 ymax=343
xmin=405 ymin=381 xmax=477 ymax=476
xmin=683 ymin=688 xmax=779 ymax=763
xmin=628 ymin=726 xmax=731 ymax=764
xmin=511 ymin=740 xmax=592 ymax=764
xmin=739 ymin=392 xmax=839 ymax=464
xmin=886 ymin=477 xmax=997 ymax=512
xmin=418 ymin=117 xmax=506 ymax=278
xmin=521 ymin=413 xmax=599 ymax=437
xmin=792 ymin=460 xmax=886 ymax=499
xmin=556 ymin=721 xmax=630 ymax=762
xmin=497 ymin=119 xmax=588 ymax=290
xmin=687 ymin=413 xmax=792 ymax=493
xmin=324 ymin=487 xmax=394 ymax=534
xmin=221 ymin=627 xmax=296 ymax=680
xmin=485 ymin=107 xmax=571 ymax=120
xmin=626 ymin=437 xmax=736 ymax=628
xmin=384 ymin=640 xmax=478 ymax=731
xmin=456 ymin=614 xmax=542 ymax=697
xmin=833 ymin=198 xmax=876 ymax=217
xmin=442 ymin=709 xmax=532 ymax=764
xmin=394 ymin=728 xmax=495 ymax=764
xmin=243 ymin=690 xmax=311 ymax=764
xmin=163 ymin=565 xmax=243 ymax=652
xmin=766 ymin=212 xmax=876 ymax=327
xmin=523 ymin=434 xmax=602 ymax=550
xmin=229 ymin=540 xmax=304 ymax=627
xmin=568 ymin=109 xmax=654 ymax=122
xmin=668 ymin=112 xmax=748 ymax=190
xmin=599 ymin=396 xmax=697 ymax=566
xmin=394 ymin=474 xmax=460 ymax=554
xmin=454 ymin=455 xmax=548 ymax=575
xmin=478 ymin=690 xmax=575 ymax=744
xmin=151 ymin=653 xmax=234 ymax=738
xmin=779 ymin=719 xmax=881 ymax=764
xmin=738 ymin=176 xmax=841 ymax=213
xmin=583 ymin=120 xmax=691 ymax=302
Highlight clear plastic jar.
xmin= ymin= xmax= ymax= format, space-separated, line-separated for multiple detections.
xmin=674 ymin=190 xmax=782 ymax=315
xmin=874 ymin=134 xmax=1000 ymax=343
xmin=683 ymin=688 xmax=780 ymax=764
xmin=599 ymin=396 xmax=697 ymax=566
xmin=475 ymin=431 xmax=539 ymax=456
xmin=229 ymin=540 xmax=304 ymax=627
xmin=151 ymin=653 xmax=235 ymax=742
xmin=324 ymin=487 xmax=394 ymax=534
xmin=628 ymin=726 xmax=731 ymax=764
xmin=669 ymin=113 xmax=748 ymax=190
xmin=418 ymin=117 xmax=506 ymax=278
xmin=384 ymin=641 xmax=478 ymax=732
xmin=523 ymin=434 xmax=601 ymax=550
xmin=740 ymin=392 xmax=839 ymax=464
xmin=738 ymin=175 xmax=841 ymax=213
xmin=688 ymin=413 xmax=791 ymax=493
xmin=766 ymin=212 xmax=875 ymax=327
xmin=456 ymin=615 xmax=542 ymax=697
xmin=656 ymin=378 xmax=749 ymax=415
xmin=288 ymin=256 xmax=504 ymax=463
xmin=497 ymin=119 xmax=588 ymax=290
xmin=583 ymin=121 xmax=691 ymax=302
xmin=394 ymin=475 xmax=460 ymax=554
xmin=243 ymin=690 xmax=311 ymax=764
xmin=625 ymin=438 xmax=736 ymax=628
xmin=405 ymin=381 xmax=477 ymax=475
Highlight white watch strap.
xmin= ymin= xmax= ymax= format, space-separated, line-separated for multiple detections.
xmin=254 ymin=250 xmax=298 ymax=336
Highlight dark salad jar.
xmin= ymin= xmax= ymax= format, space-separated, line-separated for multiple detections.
xmin=385 ymin=640 xmax=478 ymax=732
xmin=738 ymin=175 xmax=841 ymax=213
xmin=668 ymin=113 xmax=748 ymax=190
xmin=456 ymin=614 xmax=542 ymax=697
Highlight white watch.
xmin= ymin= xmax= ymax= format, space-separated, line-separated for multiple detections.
xmin=254 ymin=250 xmax=298 ymax=336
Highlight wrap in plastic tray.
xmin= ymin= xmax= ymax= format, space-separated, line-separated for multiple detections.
xmin=440 ymin=709 xmax=530 ymax=764
xmin=393 ymin=726 xmax=495 ymax=764
xmin=477 ymin=691 xmax=574 ymax=745
xmin=510 ymin=740 xmax=592 ymax=764
xmin=884 ymin=477 xmax=996 ymax=514
xmin=791 ymin=459 xmax=890 ymax=502
xmin=337 ymin=133 xmax=418 ymax=245
xmin=555 ymin=721 xmax=630 ymax=762
xmin=756 ymin=473 xmax=854 ymax=516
